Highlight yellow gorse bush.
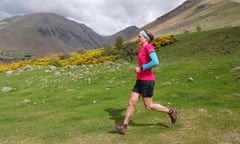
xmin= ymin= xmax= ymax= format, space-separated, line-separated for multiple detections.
xmin=0 ymin=48 xmax=117 ymax=72
xmin=152 ymin=35 xmax=177 ymax=51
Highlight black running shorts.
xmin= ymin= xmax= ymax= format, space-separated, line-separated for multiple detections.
xmin=132 ymin=80 xmax=155 ymax=97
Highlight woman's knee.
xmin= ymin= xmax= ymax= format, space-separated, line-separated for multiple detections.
xmin=143 ymin=98 xmax=153 ymax=110
xmin=128 ymin=99 xmax=137 ymax=108
xmin=144 ymin=103 xmax=152 ymax=110
xmin=128 ymin=93 xmax=139 ymax=108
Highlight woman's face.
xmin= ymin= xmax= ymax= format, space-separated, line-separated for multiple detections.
xmin=137 ymin=34 xmax=148 ymax=45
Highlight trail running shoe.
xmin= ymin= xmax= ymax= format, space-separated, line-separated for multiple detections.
xmin=169 ymin=108 xmax=177 ymax=124
xmin=114 ymin=124 xmax=127 ymax=135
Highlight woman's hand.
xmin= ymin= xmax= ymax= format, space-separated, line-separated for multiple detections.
xmin=135 ymin=66 xmax=141 ymax=73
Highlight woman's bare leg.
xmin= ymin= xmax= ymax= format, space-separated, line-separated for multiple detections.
xmin=143 ymin=97 xmax=177 ymax=124
xmin=123 ymin=92 xmax=140 ymax=125
xmin=143 ymin=97 xmax=170 ymax=113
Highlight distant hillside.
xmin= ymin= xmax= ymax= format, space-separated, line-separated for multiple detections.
xmin=105 ymin=26 xmax=138 ymax=44
xmin=128 ymin=0 xmax=240 ymax=40
xmin=0 ymin=13 xmax=137 ymax=60
xmin=160 ymin=26 xmax=240 ymax=59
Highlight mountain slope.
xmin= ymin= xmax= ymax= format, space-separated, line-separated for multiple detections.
xmin=0 ymin=13 xmax=107 ymax=57
xmin=128 ymin=0 xmax=240 ymax=40
xmin=105 ymin=26 xmax=138 ymax=44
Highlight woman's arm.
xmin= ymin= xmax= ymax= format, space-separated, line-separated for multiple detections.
xmin=141 ymin=52 xmax=159 ymax=71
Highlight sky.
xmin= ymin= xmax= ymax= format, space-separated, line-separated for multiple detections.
xmin=0 ymin=0 xmax=186 ymax=35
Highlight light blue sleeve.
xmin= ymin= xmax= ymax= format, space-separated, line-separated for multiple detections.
xmin=141 ymin=52 xmax=159 ymax=71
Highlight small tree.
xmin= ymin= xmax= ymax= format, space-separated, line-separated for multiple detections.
xmin=115 ymin=36 xmax=124 ymax=51
xmin=124 ymin=42 xmax=138 ymax=62
xmin=196 ymin=25 xmax=202 ymax=32
xmin=102 ymin=44 xmax=116 ymax=56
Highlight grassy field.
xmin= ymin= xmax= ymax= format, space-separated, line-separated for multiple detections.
xmin=0 ymin=27 xmax=239 ymax=144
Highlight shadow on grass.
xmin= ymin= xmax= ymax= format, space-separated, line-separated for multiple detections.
xmin=105 ymin=108 xmax=126 ymax=124
xmin=130 ymin=121 xmax=169 ymax=128
xmin=105 ymin=108 xmax=126 ymax=134
xmin=105 ymin=108 xmax=169 ymax=134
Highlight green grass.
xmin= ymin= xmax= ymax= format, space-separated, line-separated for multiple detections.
xmin=0 ymin=27 xmax=240 ymax=144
